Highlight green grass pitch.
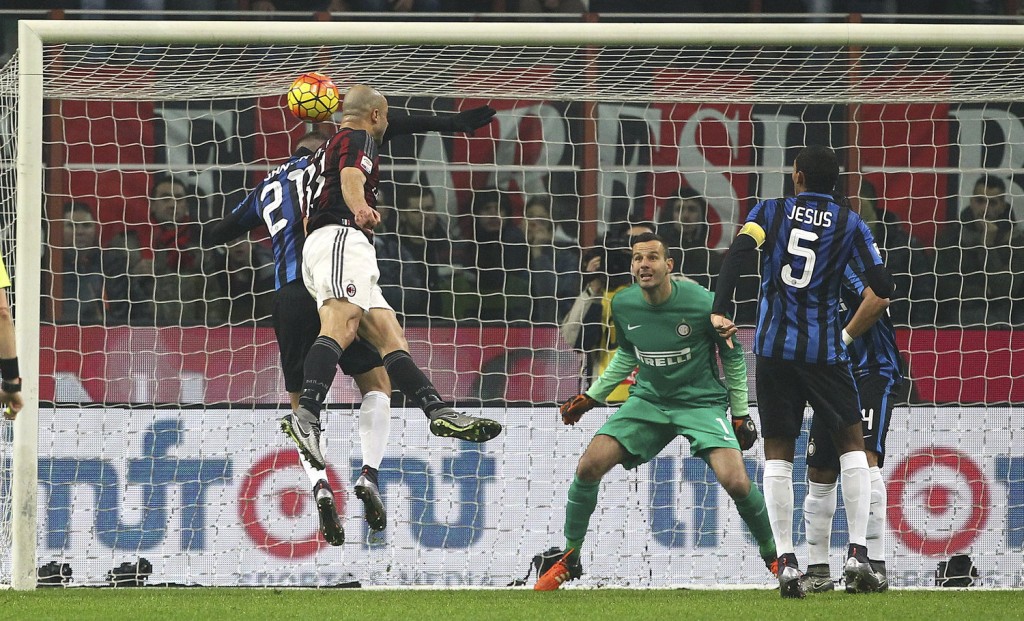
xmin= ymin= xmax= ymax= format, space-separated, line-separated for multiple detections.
xmin=0 ymin=588 xmax=1020 ymax=621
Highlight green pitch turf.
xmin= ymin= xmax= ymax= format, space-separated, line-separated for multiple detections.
xmin=0 ymin=588 xmax=1019 ymax=621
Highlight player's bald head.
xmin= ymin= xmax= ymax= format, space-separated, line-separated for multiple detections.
xmin=341 ymin=84 xmax=387 ymax=118
xmin=340 ymin=84 xmax=389 ymax=144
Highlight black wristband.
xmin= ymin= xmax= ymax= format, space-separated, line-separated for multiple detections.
xmin=2 ymin=379 xmax=20 ymax=393
xmin=0 ymin=357 xmax=18 ymax=382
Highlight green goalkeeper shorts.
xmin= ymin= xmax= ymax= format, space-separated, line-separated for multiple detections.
xmin=596 ymin=395 xmax=741 ymax=470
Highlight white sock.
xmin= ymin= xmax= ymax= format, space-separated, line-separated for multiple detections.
xmin=763 ymin=459 xmax=795 ymax=556
xmin=299 ymin=451 xmax=328 ymax=489
xmin=839 ymin=451 xmax=871 ymax=548
xmin=358 ymin=390 xmax=391 ymax=471
xmin=867 ymin=465 xmax=887 ymax=562
xmin=804 ymin=480 xmax=838 ymax=567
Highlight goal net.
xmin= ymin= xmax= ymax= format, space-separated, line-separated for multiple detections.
xmin=2 ymin=20 xmax=1023 ymax=589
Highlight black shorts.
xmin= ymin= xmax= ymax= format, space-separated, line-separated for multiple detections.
xmin=807 ymin=373 xmax=901 ymax=470
xmin=272 ymin=280 xmax=384 ymax=393
xmin=755 ymin=355 xmax=862 ymax=440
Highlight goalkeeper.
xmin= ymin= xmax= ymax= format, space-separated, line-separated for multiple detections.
xmin=535 ymin=232 xmax=777 ymax=590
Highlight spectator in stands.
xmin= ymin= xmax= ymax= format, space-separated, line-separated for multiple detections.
xmin=464 ymin=188 xmax=529 ymax=322
xmin=858 ymin=180 xmax=936 ymax=327
xmin=521 ymin=196 xmax=580 ymax=325
xmin=516 ymin=0 xmax=586 ymax=14
xmin=896 ymin=0 xmax=1001 ymax=17
xmin=207 ymin=237 xmax=276 ymax=325
xmin=347 ymin=0 xmax=440 ymax=12
xmin=104 ymin=229 xmax=155 ymax=325
xmin=935 ymin=175 xmax=1024 ymax=327
xmin=655 ymin=189 xmax=722 ymax=291
xmin=590 ymin=0 xmax=749 ymax=12
xmin=56 ymin=202 xmax=105 ymax=325
xmin=559 ymin=222 xmax=654 ymax=401
xmin=375 ymin=203 xmax=429 ymax=319
xmin=139 ymin=174 xmax=208 ymax=325
xmin=248 ymin=0 xmax=347 ymax=11
xmin=785 ymin=0 xmax=897 ymax=18
xmin=82 ymin=0 xmax=222 ymax=19
xmin=392 ymin=185 xmax=462 ymax=319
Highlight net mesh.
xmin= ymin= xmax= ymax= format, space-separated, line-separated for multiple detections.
xmin=42 ymin=44 xmax=1024 ymax=104
xmin=0 ymin=32 xmax=1022 ymax=587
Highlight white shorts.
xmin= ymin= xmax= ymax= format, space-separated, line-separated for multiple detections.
xmin=302 ymin=225 xmax=390 ymax=311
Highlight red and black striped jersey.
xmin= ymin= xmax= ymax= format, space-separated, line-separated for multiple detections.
xmin=306 ymin=127 xmax=379 ymax=234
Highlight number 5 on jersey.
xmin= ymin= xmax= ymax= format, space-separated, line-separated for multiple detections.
xmin=782 ymin=229 xmax=818 ymax=289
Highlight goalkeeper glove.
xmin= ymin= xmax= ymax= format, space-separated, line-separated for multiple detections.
xmin=731 ymin=415 xmax=758 ymax=451
xmin=560 ymin=393 xmax=598 ymax=426
xmin=448 ymin=105 xmax=496 ymax=134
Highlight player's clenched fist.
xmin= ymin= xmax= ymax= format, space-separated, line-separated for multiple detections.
xmin=731 ymin=415 xmax=759 ymax=451
xmin=559 ymin=393 xmax=598 ymax=425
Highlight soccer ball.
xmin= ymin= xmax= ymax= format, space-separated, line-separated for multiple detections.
xmin=287 ymin=72 xmax=340 ymax=122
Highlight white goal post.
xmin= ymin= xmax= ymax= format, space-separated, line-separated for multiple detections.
xmin=6 ymin=19 xmax=1024 ymax=590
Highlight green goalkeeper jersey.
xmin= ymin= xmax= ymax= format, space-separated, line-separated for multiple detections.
xmin=585 ymin=278 xmax=748 ymax=413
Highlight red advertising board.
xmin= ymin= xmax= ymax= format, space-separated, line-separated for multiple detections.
xmin=40 ymin=326 xmax=1022 ymax=405
xmin=41 ymin=325 xmax=582 ymax=405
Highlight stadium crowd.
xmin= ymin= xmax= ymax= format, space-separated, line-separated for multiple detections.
xmin=10 ymin=2 xmax=1024 ymax=353
xmin=47 ymin=172 xmax=1024 ymax=331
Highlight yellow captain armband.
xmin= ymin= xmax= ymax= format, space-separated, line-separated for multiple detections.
xmin=738 ymin=222 xmax=766 ymax=248
xmin=0 ymin=255 xmax=9 ymax=289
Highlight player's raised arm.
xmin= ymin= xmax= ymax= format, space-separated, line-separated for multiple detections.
xmin=383 ymin=105 xmax=497 ymax=143
xmin=204 ymin=194 xmax=260 ymax=247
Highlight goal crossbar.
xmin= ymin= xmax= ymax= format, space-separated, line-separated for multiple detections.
xmin=19 ymin=20 xmax=1024 ymax=48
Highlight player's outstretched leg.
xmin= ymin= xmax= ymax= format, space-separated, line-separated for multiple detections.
xmin=354 ymin=466 xmax=386 ymax=531
xmin=778 ymin=553 xmax=807 ymax=599
xmin=313 ymin=479 xmax=345 ymax=546
xmin=281 ymin=409 xmax=326 ymax=470
xmin=380 ymin=349 xmax=502 ymax=442
xmin=534 ymin=549 xmax=583 ymax=592
xmin=428 ymin=407 xmax=503 ymax=443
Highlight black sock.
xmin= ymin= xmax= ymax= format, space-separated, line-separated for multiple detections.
xmin=360 ymin=465 xmax=379 ymax=486
xmin=382 ymin=350 xmax=446 ymax=416
xmin=299 ymin=336 xmax=344 ymax=416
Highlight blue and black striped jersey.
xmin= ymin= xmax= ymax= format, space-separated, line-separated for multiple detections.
xmin=741 ymin=192 xmax=884 ymax=364
xmin=222 ymin=149 xmax=323 ymax=290
xmin=841 ymin=263 xmax=903 ymax=381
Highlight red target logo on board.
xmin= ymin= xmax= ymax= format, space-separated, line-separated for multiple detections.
xmin=888 ymin=447 xmax=990 ymax=556
xmin=238 ymin=450 xmax=346 ymax=558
